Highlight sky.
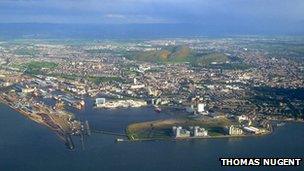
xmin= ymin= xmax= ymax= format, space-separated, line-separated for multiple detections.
xmin=0 ymin=0 xmax=303 ymax=35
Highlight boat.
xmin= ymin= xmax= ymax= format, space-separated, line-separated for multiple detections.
xmin=116 ymin=138 xmax=124 ymax=142
xmin=154 ymin=107 xmax=161 ymax=113
xmin=277 ymin=122 xmax=285 ymax=127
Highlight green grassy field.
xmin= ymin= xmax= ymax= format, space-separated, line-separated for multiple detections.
xmin=127 ymin=46 xmax=193 ymax=64
xmin=86 ymin=76 xmax=123 ymax=84
xmin=12 ymin=61 xmax=58 ymax=75
xmin=194 ymin=53 xmax=229 ymax=66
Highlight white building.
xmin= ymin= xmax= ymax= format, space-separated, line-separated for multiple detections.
xmin=95 ymin=98 xmax=106 ymax=107
xmin=172 ymin=126 xmax=190 ymax=138
xmin=133 ymin=78 xmax=137 ymax=84
xmin=130 ymin=84 xmax=145 ymax=89
xmin=197 ymin=103 xmax=208 ymax=115
xmin=197 ymin=103 xmax=205 ymax=113
xmin=227 ymin=125 xmax=243 ymax=135
xmin=22 ymin=87 xmax=35 ymax=93
xmin=237 ymin=115 xmax=249 ymax=122
xmin=193 ymin=126 xmax=208 ymax=137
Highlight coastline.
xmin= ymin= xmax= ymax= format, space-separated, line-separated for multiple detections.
xmin=124 ymin=132 xmax=272 ymax=142
xmin=0 ymin=96 xmax=300 ymax=143
xmin=0 ymin=96 xmax=73 ymax=142
xmin=125 ymin=129 xmax=272 ymax=142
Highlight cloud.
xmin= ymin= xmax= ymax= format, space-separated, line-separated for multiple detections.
xmin=105 ymin=14 xmax=126 ymax=19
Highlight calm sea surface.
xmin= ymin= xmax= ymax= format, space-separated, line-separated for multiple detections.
xmin=0 ymin=100 xmax=303 ymax=171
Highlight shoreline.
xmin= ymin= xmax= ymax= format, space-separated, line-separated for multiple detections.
xmin=125 ymin=129 xmax=272 ymax=142
xmin=0 ymin=98 xmax=301 ymax=143
xmin=0 ymin=96 xmax=71 ymax=139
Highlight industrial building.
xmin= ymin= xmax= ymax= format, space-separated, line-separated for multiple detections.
xmin=243 ymin=126 xmax=261 ymax=134
xmin=95 ymin=99 xmax=147 ymax=108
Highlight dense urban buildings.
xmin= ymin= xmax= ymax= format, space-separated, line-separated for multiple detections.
xmin=0 ymin=37 xmax=303 ymax=143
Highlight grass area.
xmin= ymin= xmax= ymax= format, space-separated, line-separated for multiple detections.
xmin=249 ymin=42 xmax=304 ymax=63
xmin=12 ymin=61 xmax=58 ymax=75
xmin=189 ymin=53 xmax=252 ymax=70
xmin=14 ymin=47 xmax=38 ymax=56
xmin=86 ymin=76 xmax=123 ymax=84
xmin=48 ymin=73 xmax=79 ymax=80
xmin=122 ymin=69 xmax=140 ymax=77
xmin=25 ymin=61 xmax=58 ymax=69
xmin=48 ymin=73 xmax=123 ymax=84
xmin=201 ymin=62 xmax=252 ymax=70
xmin=126 ymin=117 xmax=233 ymax=140
xmin=121 ymin=45 xmax=251 ymax=70
xmin=206 ymin=127 xmax=226 ymax=136
xmin=127 ymin=46 xmax=193 ymax=64
xmin=194 ymin=53 xmax=229 ymax=66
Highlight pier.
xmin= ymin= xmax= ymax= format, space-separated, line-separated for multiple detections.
xmin=91 ymin=129 xmax=127 ymax=137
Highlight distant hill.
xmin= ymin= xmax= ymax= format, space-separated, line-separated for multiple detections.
xmin=130 ymin=46 xmax=193 ymax=63
xmin=128 ymin=46 xmax=231 ymax=66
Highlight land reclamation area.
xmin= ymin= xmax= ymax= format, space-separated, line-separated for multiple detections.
xmin=126 ymin=117 xmax=235 ymax=140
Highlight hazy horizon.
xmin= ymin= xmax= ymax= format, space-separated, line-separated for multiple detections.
xmin=0 ymin=0 xmax=303 ymax=38
xmin=0 ymin=23 xmax=304 ymax=40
